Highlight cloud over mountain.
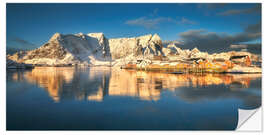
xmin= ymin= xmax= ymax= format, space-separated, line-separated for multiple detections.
xmin=178 ymin=22 xmax=261 ymax=52
xmin=8 ymin=37 xmax=36 ymax=49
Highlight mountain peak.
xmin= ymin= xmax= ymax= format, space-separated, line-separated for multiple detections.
xmin=49 ymin=32 xmax=62 ymax=42
xmin=191 ymin=47 xmax=200 ymax=53
xmin=151 ymin=33 xmax=162 ymax=46
xmin=152 ymin=33 xmax=161 ymax=40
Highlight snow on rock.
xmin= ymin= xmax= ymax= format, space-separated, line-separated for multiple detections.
xmin=108 ymin=33 xmax=163 ymax=60
xmin=6 ymin=32 xmax=261 ymax=69
xmin=7 ymin=32 xmax=111 ymax=66
xmin=108 ymin=37 xmax=139 ymax=59
xmin=7 ymin=51 xmax=27 ymax=62
xmin=136 ymin=34 xmax=153 ymax=48
xmin=7 ymin=32 xmax=165 ymax=67
xmin=87 ymin=33 xmax=111 ymax=57
xmin=136 ymin=59 xmax=152 ymax=68
xmin=189 ymin=48 xmax=209 ymax=59
xmin=147 ymin=34 xmax=163 ymax=56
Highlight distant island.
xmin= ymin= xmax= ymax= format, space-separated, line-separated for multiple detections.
xmin=7 ymin=32 xmax=261 ymax=73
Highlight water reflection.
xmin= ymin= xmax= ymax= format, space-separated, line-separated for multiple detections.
xmin=23 ymin=67 xmax=75 ymax=101
xmin=10 ymin=67 xmax=261 ymax=106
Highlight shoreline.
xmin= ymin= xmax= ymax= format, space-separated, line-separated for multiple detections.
xmin=7 ymin=65 xmax=262 ymax=74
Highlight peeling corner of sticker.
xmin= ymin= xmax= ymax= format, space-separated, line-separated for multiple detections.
xmin=236 ymin=107 xmax=262 ymax=131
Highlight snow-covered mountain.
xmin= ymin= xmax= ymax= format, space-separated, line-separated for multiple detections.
xmin=7 ymin=32 xmax=261 ymax=68
xmin=7 ymin=32 xmax=163 ymax=66
xmin=7 ymin=32 xmax=111 ymax=66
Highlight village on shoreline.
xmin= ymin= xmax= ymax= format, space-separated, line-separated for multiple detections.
xmin=7 ymin=32 xmax=262 ymax=74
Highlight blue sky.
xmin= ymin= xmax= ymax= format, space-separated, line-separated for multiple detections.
xmin=6 ymin=3 xmax=261 ymax=51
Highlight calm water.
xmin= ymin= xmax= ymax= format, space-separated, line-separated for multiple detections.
xmin=7 ymin=67 xmax=261 ymax=130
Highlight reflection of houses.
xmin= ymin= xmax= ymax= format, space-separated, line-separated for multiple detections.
xmin=18 ymin=67 xmax=261 ymax=102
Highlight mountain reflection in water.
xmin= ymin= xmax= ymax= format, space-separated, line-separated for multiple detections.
xmin=10 ymin=67 xmax=261 ymax=107
xmin=7 ymin=67 xmax=261 ymax=130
